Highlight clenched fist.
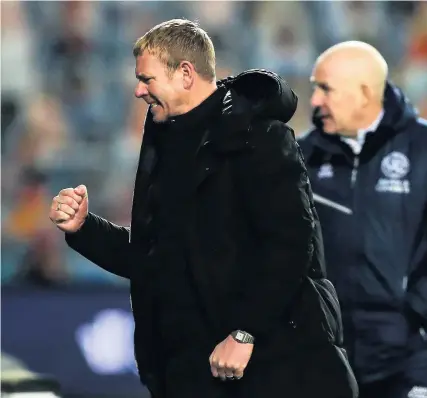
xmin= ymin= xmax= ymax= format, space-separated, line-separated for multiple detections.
xmin=49 ymin=185 xmax=88 ymax=233
xmin=209 ymin=335 xmax=253 ymax=381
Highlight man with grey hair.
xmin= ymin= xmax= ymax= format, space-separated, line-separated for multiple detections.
xmin=299 ymin=41 xmax=427 ymax=398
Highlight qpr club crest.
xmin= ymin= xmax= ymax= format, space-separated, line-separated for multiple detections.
xmin=376 ymin=151 xmax=411 ymax=194
xmin=381 ymin=151 xmax=410 ymax=179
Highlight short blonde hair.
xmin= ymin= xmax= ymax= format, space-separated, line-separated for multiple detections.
xmin=133 ymin=19 xmax=216 ymax=82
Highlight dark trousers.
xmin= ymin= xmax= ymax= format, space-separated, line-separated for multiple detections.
xmin=163 ymin=344 xmax=358 ymax=398
xmin=359 ymin=349 xmax=427 ymax=398
xmin=360 ymin=349 xmax=427 ymax=398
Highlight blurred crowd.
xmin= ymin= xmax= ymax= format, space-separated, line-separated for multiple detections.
xmin=2 ymin=1 xmax=427 ymax=287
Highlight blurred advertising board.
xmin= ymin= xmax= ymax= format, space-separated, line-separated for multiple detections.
xmin=1 ymin=286 xmax=149 ymax=397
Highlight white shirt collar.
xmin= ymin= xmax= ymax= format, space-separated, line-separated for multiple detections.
xmin=341 ymin=109 xmax=384 ymax=155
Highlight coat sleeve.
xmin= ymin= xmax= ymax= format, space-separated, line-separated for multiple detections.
xmin=227 ymin=120 xmax=315 ymax=337
xmin=65 ymin=212 xmax=136 ymax=279
xmin=405 ymin=205 xmax=427 ymax=329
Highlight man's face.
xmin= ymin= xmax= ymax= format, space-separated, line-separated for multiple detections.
xmin=134 ymin=52 xmax=187 ymax=123
xmin=310 ymin=60 xmax=363 ymax=135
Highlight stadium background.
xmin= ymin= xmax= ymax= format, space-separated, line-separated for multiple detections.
xmin=1 ymin=1 xmax=427 ymax=397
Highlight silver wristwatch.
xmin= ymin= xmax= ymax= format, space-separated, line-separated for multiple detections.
xmin=231 ymin=330 xmax=255 ymax=344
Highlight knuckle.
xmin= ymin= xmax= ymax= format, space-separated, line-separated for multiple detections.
xmin=59 ymin=188 xmax=71 ymax=196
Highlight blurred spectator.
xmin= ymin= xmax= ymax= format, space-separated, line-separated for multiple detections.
xmin=401 ymin=1 xmax=427 ymax=117
xmin=2 ymin=168 xmax=69 ymax=285
xmin=4 ymin=168 xmax=51 ymax=242
xmin=303 ymin=2 xmax=351 ymax=53
xmin=19 ymin=93 xmax=69 ymax=169
xmin=14 ymin=232 xmax=69 ymax=288
xmin=254 ymin=1 xmax=315 ymax=77
xmin=1 ymin=100 xmax=18 ymax=154
xmin=1 ymin=1 xmax=39 ymax=110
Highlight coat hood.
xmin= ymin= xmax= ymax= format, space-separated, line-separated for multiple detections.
xmin=218 ymin=69 xmax=298 ymax=124
xmin=381 ymin=81 xmax=419 ymax=130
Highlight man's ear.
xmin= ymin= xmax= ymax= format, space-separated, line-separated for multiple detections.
xmin=360 ymin=83 xmax=373 ymax=108
xmin=181 ymin=61 xmax=196 ymax=89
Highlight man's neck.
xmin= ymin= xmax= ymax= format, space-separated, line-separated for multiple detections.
xmin=340 ymin=107 xmax=384 ymax=154
xmin=189 ymin=84 xmax=218 ymax=112
xmin=179 ymin=82 xmax=218 ymax=115
xmin=345 ymin=107 xmax=384 ymax=139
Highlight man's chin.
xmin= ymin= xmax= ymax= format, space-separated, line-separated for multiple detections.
xmin=151 ymin=111 xmax=168 ymax=124
xmin=152 ymin=116 xmax=167 ymax=124
xmin=323 ymin=128 xmax=339 ymax=135
xmin=322 ymin=119 xmax=339 ymax=134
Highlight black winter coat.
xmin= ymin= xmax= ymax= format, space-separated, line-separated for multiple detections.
xmin=66 ymin=70 xmax=355 ymax=397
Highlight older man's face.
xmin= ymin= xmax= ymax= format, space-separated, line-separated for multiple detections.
xmin=310 ymin=59 xmax=364 ymax=135
xmin=134 ymin=51 xmax=187 ymax=123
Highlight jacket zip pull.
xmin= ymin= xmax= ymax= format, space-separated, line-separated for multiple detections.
xmin=351 ymin=156 xmax=359 ymax=187
xmin=402 ymin=276 xmax=408 ymax=291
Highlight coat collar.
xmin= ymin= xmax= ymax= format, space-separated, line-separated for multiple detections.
xmin=197 ymin=89 xmax=254 ymax=155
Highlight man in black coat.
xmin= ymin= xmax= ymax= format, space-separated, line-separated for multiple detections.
xmin=49 ymin=19 xmax=357 ymax=398
xmin=298 ymin=41 xmax=427 ymax=398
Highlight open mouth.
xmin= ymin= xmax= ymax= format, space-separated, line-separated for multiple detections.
xmin=144 ymin=97 xmax=160 ymax=107
xmin=148 ymin=102 xmax=161 ymax=113
xmin=313 ymin=107 xmax=330 ymax=121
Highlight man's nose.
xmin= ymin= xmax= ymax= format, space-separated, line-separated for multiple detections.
xmin=135 ymin=82 xmax=149 ymax=98
xmin=310 ymin=88 xmax=324 ymax=108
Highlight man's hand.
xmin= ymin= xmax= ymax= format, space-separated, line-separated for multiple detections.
xmin=49 ymin=185 xmax=88 ymax=233
xmin=209 ymin=335 xmax=254 ymax=381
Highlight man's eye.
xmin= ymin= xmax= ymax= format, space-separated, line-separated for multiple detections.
xmin=317 ymin=84 xmax=329 ymax=92
xmin=312 ymin=83 xmax=331 ymax=94
xmin=137 ymin=77 xmax=152 ymax=84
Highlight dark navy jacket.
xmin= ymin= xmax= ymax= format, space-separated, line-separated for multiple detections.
xmin=298 ymin=82 xmax=427 ymax=383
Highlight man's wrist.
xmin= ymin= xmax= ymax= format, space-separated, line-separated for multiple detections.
xmin=231 ymin=330 xmax=255 ymax=344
